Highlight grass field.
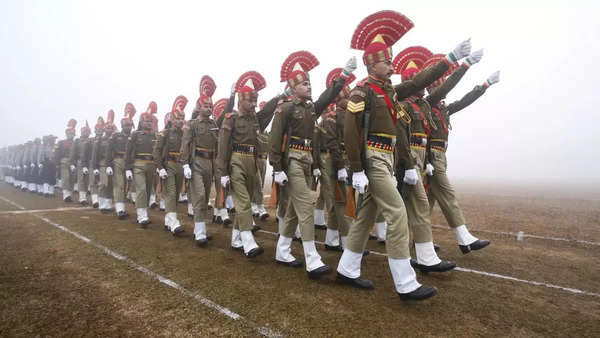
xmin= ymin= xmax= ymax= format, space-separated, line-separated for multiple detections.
xmin=0 ymin=181 xmax=599 ymax=337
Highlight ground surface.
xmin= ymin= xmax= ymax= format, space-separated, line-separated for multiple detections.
xmin=0 ymin=181 xmax=599 ymax=337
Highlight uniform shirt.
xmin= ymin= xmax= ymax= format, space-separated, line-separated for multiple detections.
xmin=430 ymin=84 xmax=487 ymax=143
xmin=91 ymin=136 xmax=111 ymax=169
xmin=124 ymin=130 xmax=157 ymax=170
xmin=180 ymin=117 xmax=219 ymax=164
xmin=217 ymin=95 xmax=281 ymax=176
xmin=69 ymin=137 xmax=92 ymax=167
xmin=344 ymin=60 xmax=451 ymax=173
xmin=318 ymin=109 xmax=345 ymax=171
xmin=153 ymin=127 xmax=184 ymax=170
xmin=106 ymin=131 xmax=130 ymax=168
xmin=269 ymin=78 xmax=346 ymax=172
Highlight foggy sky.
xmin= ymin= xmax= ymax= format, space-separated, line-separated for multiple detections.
xmin=1 ymin=0 xmax=598 ymax=183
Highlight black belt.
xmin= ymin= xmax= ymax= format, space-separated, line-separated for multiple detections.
xmin=289 ymin=137 xmax=312 ymax=152
xmin=430 ymin=140 xmax=447 ymax=152
xmin=195 ymin=149 xmax=215 ymax=159
xmin=232 ymin=144 xmax=256 ymax=154
xmin=135 ymin=154 xmax=153 ymax=161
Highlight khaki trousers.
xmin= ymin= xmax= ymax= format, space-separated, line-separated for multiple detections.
xmin=401 ymin=147 xmax=434 ymax=243
xmin=191 ymin=157 xmax=213 ymax=223
xmin=427 ymin=149 xmax=465 ymax=228
xmin=133 ymin=160 xmax=155 ymax=208
xmin=319 ymin=153 xmax=349 ymax=236
xmin=345 ymin=149 xmax=410 ymax=259
xmin=99 ymin=166 xmax=113 ymax=199
xmin=165 ymin=161 xmax=184 ymax=213
xmin=280 ymin=150 xmax=316 ymax=240
xmin=60 ymin=160 xmax=75 ymax=190
xmin=77 ymin=164 xmax=89 ymax=192
xmin=252 ymin=157 xmax=267 ymax=205
xmin=230 ymin=153 xmax=257 ymax=231
xmin=112 ymin=158 xmax=126 ymax=203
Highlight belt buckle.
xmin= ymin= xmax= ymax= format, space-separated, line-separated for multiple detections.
xmin=249 ymin=146 xmax=255 ymax=153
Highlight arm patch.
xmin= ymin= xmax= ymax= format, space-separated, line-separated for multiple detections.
xmin=347 ymin=101 xmax=365 ymax=114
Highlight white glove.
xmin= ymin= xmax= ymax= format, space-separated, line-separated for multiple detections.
xmin=183 ymin=164 xmax=192 ymax=179
xmin=274 ymin=171 xmax=288 ymax=185
xmin=38 ymin=163 xmax=43 ymax=169
xmin=30 ymin=163 xmax=35 ymax=168
xmin=70 ymin=164 xmax=76 ymax=172
xmin=106 ymin=167 xmax=113 ymax=176
xmin=159 ymin=168 xmax=168 ymax=179
xmin=486 ymin=71 xmax=500 ymax=86
xmin=425 ymin=163 xmax=434 ymax=176
xmin=83 ymin=167 xmax=89 ymax=175
xmin=93 ymin=169 xmax=99 ymax=176
xmin=421 ymin=138 xmax=427 ymax=146
xmin=312 ymin=168 xmax=321 ymax=179
xmin=465 ymin=49 xmax=483 ymax=66
xmin=337 ymin=168 xmax=348 ymax=182
xmin=352 ymin=170 xmax=369 ymax=194
xmin=342 ymin=56 xmax=357 ymax=78
xmin=221 ymin=175 xmax=230 ymax=188
xmin=125 ymin=170 xmax=133 ymax=181
xmin=403 ymin=169 xmax=419 ymax=186
xmin=447 ymin=38 xmax=472 ymax=62
xmin=17 ymin=165 xmax=21 ymax=170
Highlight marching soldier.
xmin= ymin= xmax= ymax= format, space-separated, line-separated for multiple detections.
xmin=210 ymin=98 xmax=233 ymax=226
xmin=270 ymin=50 xmax=354 ymax=277
xmin=69 ymin=121 xmax=93 ymax=205
xmin=316 ymin=68 xmax=356 ymax=251
xmin=92 ymin=110 xmax=116 ymax=212
xmin=154 ymin=95 xmax=188 ymax=236
xmin=181 ymin=76 xmax=219 ymax=245
xmin=336 ymin=10 xmax=471 ymax=300
xmin=425 ymin=57 xmax=500 ymax=253
xmin=218 ymin=71 xmax=282 ymax=257
xmin=106 ymin=103 xmax=136 ymax=219
xmin=55 ymin=119 xmax=77 ymax=202
xmin=250 ymin=100 xmax=270 ymax=221
xmin=393 ymin=46 xmax=483 ymax=272
xmin=125 ymin=102 xmax=158 ymax=227
xmin=31 ymin=138 xmax=43 ymax=193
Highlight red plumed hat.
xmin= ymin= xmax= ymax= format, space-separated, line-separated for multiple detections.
xmin=280 ymin=51 xmax=319 ymax=88
xmin=66 ymin=119 xmax=77 ymax=133
xmin=122 ymin=103 xmax=136 ymax=125
xmin=235 ymin=71 xmax=266 ymax=100
xmin=351 ymin=10 xmax=414 ymax=65
xmin=326 ymin=67 xmax=357 ymax=99
xmin=393 ymin=46 xmax=433 ymax=81
xmin=171 ymin=95 xmax=188 ymax=118
xmin=92 ymin=118 xmax=103 ymax=133
xmin=105 ymin=109 xmax=116 ymax=131
xmin=199 ymin=75 xmax=216 ymax=105
xmin=212 ymin=98 xmax=228 ymax=120
xmin=423 ymin=53 xmax=460 ymax=88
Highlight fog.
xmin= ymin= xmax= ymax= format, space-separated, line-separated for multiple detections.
xmin=1 ymin=0 xmax=598 ymax=183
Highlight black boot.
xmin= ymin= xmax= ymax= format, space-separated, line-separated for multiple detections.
xmin=398 ymin=285 xmax=438 ymax=301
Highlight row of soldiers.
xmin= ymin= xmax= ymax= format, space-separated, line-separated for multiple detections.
xmin=0 ymin=10 xmax=501 ymax=301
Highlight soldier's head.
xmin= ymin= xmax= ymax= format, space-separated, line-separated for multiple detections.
xmin=361 ymin=34 xmax=394 ymax=81
xmin=198 ymin=75 xmax=216 ymax=118
xmin=121 ymin=118 xmax=133 ymax=135
xmin=292 ymin=80 xmax=312 ymax=100
xmin=139 ymin=102 xmax=157 ymax=131
xmin=81 ymin=120 xmax=92 ymax=138
xmin=326 ymin=68 xmax=355 ymax=110
xmin=65 ymin=119 xmax=77 ymax=139
xmin=237 ymin=82 xmax=259 ymax=114
xmin=34 ymin=138 xmax=41 ymax=145
xmin=104 ymin=123 xmax=116 ymax=137
xmin=367 ymin=60 xmax=393 ymax=81
xmin=171 ymin=96 xmax=187 ymax=128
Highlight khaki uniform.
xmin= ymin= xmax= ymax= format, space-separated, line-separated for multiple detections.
xmin=89 ymin=134 xmax=102 ymax=204
xmin=317 ymin=109 xmax=350 ymax=247
xmin=92 ymin=134 xmax=114 ymax=210
xmin=106 ymin=130 xmax=130 ymax=213
xmin=181 ymin=116 xmax=218 ymax=227
xmin=269 ymin=78 xmax=344 ymax=271
xmin=69 ymin=136 xmax=92 ymax=202
xmin=337 ymin=60 xmax=450 ymax=286
xmin=218 ymin=96 xmax=280 ymax=253
xmin=154 ymin=126 xmax=186 ymax=232
xmin=55 ymin=138 xmax=75 ymax=200
xmin=125 ymin=129 xmax=156 ymax=223
xmin=428 ymin=82 xmax=487 ymax=228
xmin=251 ymin=131 xmax=269 ymax=215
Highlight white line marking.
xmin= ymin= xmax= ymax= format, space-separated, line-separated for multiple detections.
xmin=0 ymin=195 xmax=26 ymax=210
xmin=256 ymin=229 xmax=600 ymax=298
xmin=25 ymin=214 xmax=282 ymax=337
xmin=431 ymin=224 xmax=600 ymax=246
xmin=0 ymin=206 xmax=93 ymax=215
